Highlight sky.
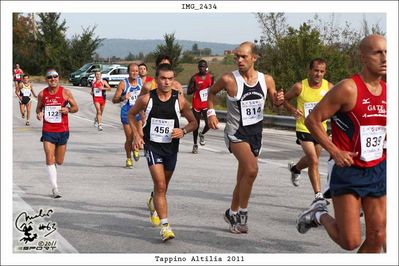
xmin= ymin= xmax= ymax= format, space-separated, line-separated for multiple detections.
xmin=59 ymin=12 xmax=386 ymax=44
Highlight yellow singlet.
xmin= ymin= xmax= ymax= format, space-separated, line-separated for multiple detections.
xmin=296 ymin=79 xmax=329 ymax=133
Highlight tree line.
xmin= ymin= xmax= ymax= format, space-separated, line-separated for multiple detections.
xmin=13 ymin=13 xmax=103 ymax=77
xmin=13 ymin=12 xmax=384 ymax=93
xmin=253 ymin=13 xmax=384 ymax=113
xmin=13 ymin=13 xmax=214 ymax=78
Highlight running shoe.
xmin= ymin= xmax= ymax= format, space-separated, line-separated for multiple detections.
xmin=288 ymin=162 xmax=300 ymax=187
xmin=192 ymin=144 xmax=198 ymax=154
xmin=98 ymin=124 xmax=103 ymax=131
xmin=126 ymin=158 xmax=133 ymax=168
xmin=236 ymin=211 xmax=249 ymax=234
xmin=199 ymin=133 xmax=205 ymax=146
xmin=315 ymin=192 xmax=324 ymax=200
xmin=160 ymin=223 xmax=175 ymax=242
xmin=296 ymin=198 xmax=328 ymax=234
xmin=150 ymin=211 xmax=161 ymax=227
xmin=21 ymin=113 xmax=25 ymax=119
xmin=223 ymin=209 xmax=240 ymax=234
xmin=311 ymin=193 xmax=330 ymax=206
xmin=94 ymin=118 xmax=98 ymax=127
xmin=25 ymin=121 xmax=30 ymax=126
xmin=52 ymin=188 xmax=62 ymax=199
xmin=133 ymin=149 xmax=140 ymax=162
xmin=147 ymin=195 xmax=160 ymax=226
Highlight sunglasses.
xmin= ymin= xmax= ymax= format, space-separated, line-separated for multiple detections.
xmin=46 ymin=75 xmax=59 ymax=79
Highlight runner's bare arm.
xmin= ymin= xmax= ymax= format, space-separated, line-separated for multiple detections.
xmin=284 ymin=82 xmax=303 ymax=118
xmin=36 ymin=91 xmax=44 ymax=120
xmin=112 ymin=81 xmax=126 ymax=103
xmin=207 ymin=73 xmax=234 ymax=129
xmin=265 ymin=74 xmax=284 ymax=107
xmin=306 ymin=79 xmax=358 ymax=166
xmin=15 ymin=83 xmax=22 ymax=100
xmin=138 ymin=82 xmax=151 ymax=97
xmin=31 ymin=84 xmax=38 ymax=98
xmin=63 ymin=89 xmax=79 ymax=114
xmin=102 ymin=80 xmax=112 ymax=91
xmin=172 ymin=94 xmax=197 ymax=139
xmin=128 ymin=94 xmax=150 ymax=150
xmin=186 ymin=75 xmax=196 ymax=95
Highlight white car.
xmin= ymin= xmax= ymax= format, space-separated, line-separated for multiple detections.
xmin=88 ymin=65 xmax=128 ymax=87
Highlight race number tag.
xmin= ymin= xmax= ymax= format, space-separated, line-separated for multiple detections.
xmin=360 ymin=125 xmax=386 ymax=162
xmin=93 ymin=88 xmax=102 ymax=97
xmin=128 ymin=90 xmax=140 ymax=106
xmin=44 ymin=105 xmax=62 ymax=123
xmin=304 ymin=102 xmax=317 ymax=118
xmin=16 ymin=74 xmax=21 ymax=79
xmin=150 ymin=118 xmax=175 ymax=143
xmin=199 ymin=88 xmax=209 ymax=102
xmin=240 ymin=99 xmax=264 ymax=126
xmin=21 ymin=89 xmax=31 ymax=97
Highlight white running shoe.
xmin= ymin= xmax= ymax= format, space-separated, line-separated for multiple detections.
xmin=288 ymin=162 xmax=300 ymax=187
xmin=192 ymin=144 xmax=198 ymax=154
xmin=296 ymin=198 xmax=328 ymax=234
xmin=236 ymin=211 xmax=248 ymax=234
xmin=52 ymin=188 xmax=62 ymax=198
xmin=199 ymin=133 xmax=205 ymax=146
xmin=223 ymin=209 xmax=240 ymax=234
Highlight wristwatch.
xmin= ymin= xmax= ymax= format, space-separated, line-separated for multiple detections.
xmin=182 ymin=128 xmax=187 ymax=135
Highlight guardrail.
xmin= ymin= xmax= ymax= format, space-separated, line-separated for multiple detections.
xmin=182 ymin=85 xmax=330 ymax=131
xmin=215 ymin=110 xmax=331 ymax=130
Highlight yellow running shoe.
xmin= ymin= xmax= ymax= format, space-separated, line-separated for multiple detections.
xmin=147 ymin=196 xmax=160 ymax=226
xmin=133 ymin=149 xmax=140 ymax=162
xmin=150 ymin=211 xmax=161 ymax=227
xmin=160 ymin=224 xmax=175 ymax=242
xmin=126 ymin=158 xmax=133 ymax=168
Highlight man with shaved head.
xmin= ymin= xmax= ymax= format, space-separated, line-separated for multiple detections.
xmin=207 ymin=41 xmax=284 ymax=234
xmin=297 ymin=35 xmax=387 ymax=253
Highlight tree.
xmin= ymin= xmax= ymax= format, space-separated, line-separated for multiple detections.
xmin=255 ymin=12 xmax=288 ymax=45
xmin=35 ymin=13 xmax=69 ymax=75
xmin=254 ymin=12 xmax=379 ymax=114
xmin=192 ymin=43 xmax=199 ymax=55
xmin=181 ymin=51 xmax=196 ymax=63
xmin=13 ymin=13 xmax=104 ymax=77
xmin=202 ymin=48 xmax=212 ymax=56
xmin=152 ymin=33 xmax=183 ymax=75
xmin=13 ymin=13 xmax=38 ymax=74
xmin=68 ymin=26 xmax=103 ymax=70
xmin=223 ymin=54 xmax=235 ymax=65
xmin=125 ymin=52 xmax=135 ymax=61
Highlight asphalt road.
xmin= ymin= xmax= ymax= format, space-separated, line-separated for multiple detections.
xmin=12 ymin=83 xmax=361 ymax=256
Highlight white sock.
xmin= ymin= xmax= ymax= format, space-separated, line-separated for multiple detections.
xmin=160 ymin=218 xmax=168 ymax=225
xmin=229 ymin=209 xmax=238 ymax=216
xmin=315 ymin=211 xmax=327 ymax=225
xmin=239 ymin=208 xmax=248 ymax=213
xmin=46 ymin=164 xmax=58 ymax=189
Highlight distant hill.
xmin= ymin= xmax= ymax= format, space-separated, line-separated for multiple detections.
xmin=95 ymin=39 xmax=237 ymax=58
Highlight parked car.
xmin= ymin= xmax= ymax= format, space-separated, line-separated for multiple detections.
xmin=87 ymin=65 xmax=128 ymax=87
xmin=69 ymin=63 xmax=111 ymax=86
